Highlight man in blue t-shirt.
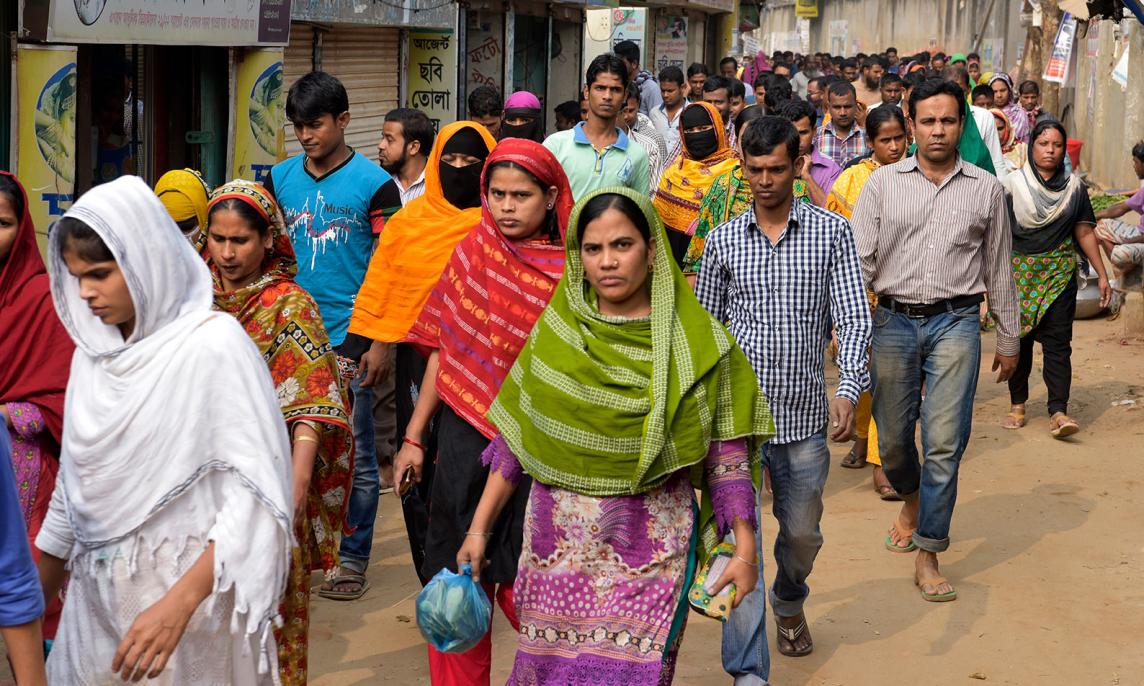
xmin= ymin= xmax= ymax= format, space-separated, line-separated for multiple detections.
xmin=264 ymin=71 xmax=396 ymax=601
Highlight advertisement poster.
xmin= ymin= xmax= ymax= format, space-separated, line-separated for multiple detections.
xmin=232 ymin=48 xmax=285 ymax=183
xmin=1043 ymin=12 xmax=1076 ymax=85
xmin=42 ymin=0 xmax=290 ymax=46
xmin=611 ymin=9 xmax=646 ymax=49
xmin=795 ymin=0 xmax=820 ymax=18
xmin=16 ymin=44 xmax=77 ymax=251
xmin=407 ymin=31 xmax=457 ymax=132
xmin=654 ymin=15 xmax=687 ymax=72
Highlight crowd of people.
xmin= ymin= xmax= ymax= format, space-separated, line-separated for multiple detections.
xmin=1 ymin=38 xmax=1141 ymax=686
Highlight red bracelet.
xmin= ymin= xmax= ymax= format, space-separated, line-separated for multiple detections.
xmin=403 ymin=436 xmax=427 ymax=451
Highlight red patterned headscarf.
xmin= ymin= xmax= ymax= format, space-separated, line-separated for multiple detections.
xmin=0 ymin=172 xmax=73 ymax=440
xmin=406 ymin=138 xmax=573 ymax=438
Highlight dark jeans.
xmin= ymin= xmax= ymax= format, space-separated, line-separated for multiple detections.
xmin=1009 ymin=275 xmax=1077 ymax=416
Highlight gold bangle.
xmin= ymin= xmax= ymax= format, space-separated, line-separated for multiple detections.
xmin=464 ymin=531 xmax=492 ymax=538
xmin=293 ymin=435 xmax=320 ymax=446
xmin=733 ymin=554 xmax=757 ymax=566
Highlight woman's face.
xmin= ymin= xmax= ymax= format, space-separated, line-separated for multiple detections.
xmin=580 ymin=207 xmax=654 ymax=318
xmin=1032 ymin=128 xmax=1066 ymax=173
xmin=871 ymin=120 xmax=908 ymax=166
xmin=485 ymin=166 xmax=557 ymax=242
xmin=63 ymin=248 xmax=136 ymax=338
xmin=991 ymin=81 xmax=1011 ymax=108
xmin=207 ymin=208 xmax=272 ymax=291
xmin=0 ymin=194 xmax=18 ymax=264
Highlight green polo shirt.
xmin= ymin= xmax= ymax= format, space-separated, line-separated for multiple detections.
xmin=543 ymin=122 xmax=651 ymax=200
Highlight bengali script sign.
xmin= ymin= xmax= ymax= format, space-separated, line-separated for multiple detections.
xmin=407 ymin=30 xmax=457 ymax=131
xmin=40 ymin=0 xmax=290 ymax=46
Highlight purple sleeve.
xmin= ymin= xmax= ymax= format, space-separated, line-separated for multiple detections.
xmin=705 ymin=438 xmax=758 ymax=536
xmin=1127 ymin=189 xmax=1144 ymax=215
xmin=5 ymin=403 xmax=45 ymax=440
xmin=480 ymin=435 xmax=524 ymax=486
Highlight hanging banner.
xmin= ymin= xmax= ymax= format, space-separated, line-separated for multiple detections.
xmin=1112 ymin=42 xmax=1130 ymax=90
xmin=16 ymin=44 xmax=77 ymax=251
xmin=407 ymin=30 xmax=457 ymax=132
xmin=31 ymin=0 xmax=291 ymax=46
xmin=232 ymin=48 xmax=285 ymax=184
xmin=795 ymin=0 xmax=820 ymax=18
xmin=654 ymin=15 xmax=688 ymax=72
xmin=1043 ymin=12 xmax=1076 ymax=84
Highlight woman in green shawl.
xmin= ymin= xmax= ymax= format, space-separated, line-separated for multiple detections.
xmin=456 ymin=188 xmax=774 ymax=684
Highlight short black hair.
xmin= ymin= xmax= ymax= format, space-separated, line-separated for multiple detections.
xmin=903 ymin=71 xmax=928 ymax=91
xmin=908 ymin=78 xmax=966 ymax=121
xmin=1133 ymin=141 xmax=1144 ymax=162
xmin=886 ymin=46 xmax=898 ymax=54
xmin=812 ymin=75 xmax=835 ymax=90
xmin=586 ymin=53 xmax=629 ymax=88
xmin=941 ymin=65 xmax=971 ymax=92
xmin=740 ymin=115 xmax=800 ymax=163
xmin=702 ymin=76 xmax=730 ymax=96
xmin=659 ymin=65 xmax=685 ymax=86
xmin=866 ymin=104 xmax=906 ymax=139
xmin=933 ymin=52 xmax=947 ymax=61
xmin=613 ymin=40 xmax=640 ymax=66
xmin=687 ymin=62 xmax=710 ymax=78
xmin=467 ymin=86 xmax=503 ymax=118
xmin=384 ymin=108 xmax=434 ymax=154
xmin=763 ymin=76 xmax=794 ymax=112
xmin=827 ymin=79 xmax=856 ymax=100
xmin=734 ymin=105 xmax=765 ymax=137
xmin=753 ymin=73 xmax=771 ymax=89
xmin=880 ymin=73 xmax=904 ymax=87
xmin=554 ymin=100 xmax=580 ymax=121
xmin=625 ymin=81 xmax=641 ymax=106
xmin=862 ymin=55 xmax=889 ymax=70
xmin=841 ymin=58 xmax=858 ymax=71
xmin=285 ymin=71 xmax=349 ymax=123
xmin=719 ymin=56 xmax=738 ymax=69
xmin=54 ymin=216 xmax=115 ymax=263
xmin=778 ymin=98 xmax=818 ymax=129
xmin=971 ymin=84 xmax=994 ymax=102
xmin=1018 ymin=79 xmax=1041 ymax=95
xmin=729 ymin=78 xmax=746 ymax=99
xmin=967 ymin=52 xmax=981 ymax=62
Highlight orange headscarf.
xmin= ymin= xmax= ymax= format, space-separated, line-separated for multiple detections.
xmin=349 ymin=121 xmax=497 ymax=342
xmin=653 ymin=101 xmax=739 ymax=236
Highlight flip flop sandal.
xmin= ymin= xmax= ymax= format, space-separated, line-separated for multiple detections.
xmin=1002 ymin=410 xmax=1026 ymax=430
xmin=916 ymin=575 xmax=958 ymax=602
xmin=885 ymin=519 xmax=916 ymax=553
xmin=775 ymin=617 xmax=814 ymax=657
xmin=318 ymin=573 xmax=371 ymax=601
xmin=1050 ymin=415 xmax=1079 ymax=439
xmin=840 ymin=448 xmax=867 ymax=469
xmin=876 ymin=484 xmax=903 ymax=501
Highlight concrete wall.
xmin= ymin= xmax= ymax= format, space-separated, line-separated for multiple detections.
xmin=757 ymin=0 xmax=1023 ymax=73
xmin=1070 ymin=18 xmax=1144 ymax=190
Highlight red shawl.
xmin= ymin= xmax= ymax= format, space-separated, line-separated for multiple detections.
xmin=406 ymin=139 xmax=573 ymax=438
xmin=0 ymin=172 xmax=73 ymax=440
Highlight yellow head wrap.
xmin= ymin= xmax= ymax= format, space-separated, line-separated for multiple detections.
xmin=154 ymin=169 xmax=210 ymax=230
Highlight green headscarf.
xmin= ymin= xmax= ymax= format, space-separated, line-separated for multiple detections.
xmin=488 ymin=187 xmax=773 ymax=549
xmin=907 ymin=100 xmax=996 ymax=175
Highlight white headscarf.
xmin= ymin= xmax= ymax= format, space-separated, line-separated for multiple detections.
xmin=48 ymin=176 xmax=293 ymax=660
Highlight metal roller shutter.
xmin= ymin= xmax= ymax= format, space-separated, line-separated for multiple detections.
xmin=322 ymin=26 xmax=400 ymax=156
xmin=283 ymin=23 xmax=316 ymax=159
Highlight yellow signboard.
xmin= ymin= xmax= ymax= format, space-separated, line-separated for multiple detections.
xmin=795 ymin=0 xmax=819 ymax=18
xmin=232 ymin=47 xmax=286 ymax=183
xmin=407 ymin=31 xmax=457 ymax=132
xmin=16 ymin=44 xmax=78 ymax=251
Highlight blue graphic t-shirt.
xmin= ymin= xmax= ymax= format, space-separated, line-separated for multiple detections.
xmin=265 ymin=151 xmax=390 ymax=346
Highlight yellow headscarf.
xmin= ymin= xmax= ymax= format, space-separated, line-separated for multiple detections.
xmin=653 ymin=101 xmax=739 ymax=235
xmin=154 ymin=169 xmax=210 ymax=231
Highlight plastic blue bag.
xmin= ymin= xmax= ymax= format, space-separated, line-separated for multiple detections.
xmin=416 ymin=564 xmax=492 ymax=653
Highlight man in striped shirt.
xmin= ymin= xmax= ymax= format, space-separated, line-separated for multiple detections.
xmin=698 ymin=116 xmax=871 ymax=681
xmin=851 ymin=79 xmax=1019 ymax=604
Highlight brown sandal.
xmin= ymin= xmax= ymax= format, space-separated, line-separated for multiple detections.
xmin=1050 ymin=413 xmax=1079 ymax=439
xmin=916 ymin=574 xmax=958 ymax=602
xmin=841 ymin=446 xmax=867 ymax=469
xmin=1001 ymin=405 xmax=1026 ymax=430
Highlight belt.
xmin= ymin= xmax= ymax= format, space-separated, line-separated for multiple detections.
xmin=877 ymin=294 xmax=984 ymax=318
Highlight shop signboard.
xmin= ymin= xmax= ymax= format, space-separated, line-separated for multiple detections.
xmin=407 ymin=30 xmax=458 ymax=132
xmin=27 ymin=0 xmax=291 ymax=46
xmin=654 ymin=15 xmax=688 ymax=72
xmin=15 ymin=44 xmax=77 ymax=251
xmin=232 ymin=48 xmax=285 ymax=184
xmin=795 ymin=0 xmax=819 ymax=19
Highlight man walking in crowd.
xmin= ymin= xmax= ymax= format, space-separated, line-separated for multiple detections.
xmin=702 ymin=76 xmax=735 ymax=139
xmin=659 ymin=65 xmax=688 ymax=150
xmin=697 ymin=116 xmax=871 ymax=680
xmin=807 ymin=75 xmax=830 ymax=121
xmin=872 ymin=73 xmax=905 ymax=110
xmin=850 ymin=78 xmax=1020 ymax=603
xmin=615 ymin=40 xmax=665 ymax=121
xmin=621 ymin=82 xmax=668 ymax=188
xmin=467 ymin=85 xmax=503 ymax=138
xmin=265 ymin=71 xmax=393 ymax=602
xmin=553 ymin=100 xmax=581 ymax=131
xmin=378 ymin=108 xmax=433 ymax=206
xmin=886 ymin=46 xmax=900 ymax=72
xmin=779 ymin=100 xmax=841 ymax=207
xmin=840 ymin=58 xmax=859 ymax=82
xmin=854 ymin=55 xmax=886 ymax=107
xmin=688 ymin=62 xmax=711 ymax=102
xmin=816 ymin=80 xmax=868 ymax=167
xmin=544 ymin=53 xmax=651 ymax=198
xmin=720 ymin=56 xmax=739 ymax=80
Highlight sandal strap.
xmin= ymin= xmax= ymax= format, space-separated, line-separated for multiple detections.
xmin=776 ymin=618 xmax=807 ymax=641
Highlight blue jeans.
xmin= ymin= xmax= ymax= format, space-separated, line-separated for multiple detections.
xmin=722 ymin=431 xmax=830 ymax=684
xmin=339 ymin=374 xmax=379 ymax=571
xmin=870 ymin=303 xmax=981 ymax=553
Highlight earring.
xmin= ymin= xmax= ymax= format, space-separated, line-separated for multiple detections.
xmin=547 ymin=203 xmax=554 ymax=210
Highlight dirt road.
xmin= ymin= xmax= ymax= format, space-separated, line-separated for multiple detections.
xmin=307 ymin=316 xmax=1144 ymax=686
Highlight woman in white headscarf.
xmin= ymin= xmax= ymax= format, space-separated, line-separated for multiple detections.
xmin=36 ymin=176 xmax=293 ymax=684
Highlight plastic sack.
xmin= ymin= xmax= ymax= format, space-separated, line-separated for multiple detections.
xmin=415 ymin=564 xmax=492 ymax=653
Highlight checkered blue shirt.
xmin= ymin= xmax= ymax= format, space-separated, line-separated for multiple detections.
xmin=695 ymin=201 xmax=872 ymax=444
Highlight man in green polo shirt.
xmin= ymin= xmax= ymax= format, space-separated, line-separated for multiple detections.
xmin=544 ymin=53 xmax=651 ymax=200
